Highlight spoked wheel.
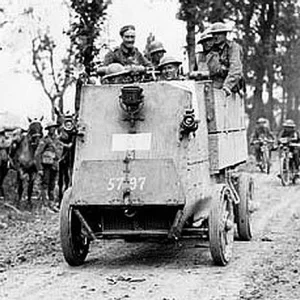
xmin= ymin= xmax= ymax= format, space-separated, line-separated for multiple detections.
xmin=209 ymin=184 xmax=234 ymax=266
xmin=280 ymin=155 xmax=291 ymax=186
xmin=261 ymin=150 xmax=271 ymax=174
xmin=291 ymin=160 xmax=298 ymax=184
xmin=60 ymin=187 xmax=90 ymax=266
xmin=236 ymin=173 xmax=254 ymax=241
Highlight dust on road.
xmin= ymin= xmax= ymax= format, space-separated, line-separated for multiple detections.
xmin=1 ymin=161 xmax=300 ymax=300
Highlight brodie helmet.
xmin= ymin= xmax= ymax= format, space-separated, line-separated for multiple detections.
xmin=148 ymin=41 xmax=166 ymax=55
xmin=158 ymin=56 xmax=182 ymax=69
xmin=283 ymin=119 xmax=296 ymax=128
xmin=197 ymin=30 xmax=213 ymax=44
xmin=207 ymin=22 xmax=232 ymax=34
xmin=45 ymin=121 xmax=59 ymax=130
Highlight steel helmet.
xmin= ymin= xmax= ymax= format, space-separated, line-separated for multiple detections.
xmin=148 ymin=41 xmax=166 ymax=55
xmin=45 ymin=121 xmax=59 ymax=130
xmin=207 ymin=22 xmax=232 ymax=34
xmin=158 ymin=56 xmax=182 ymax=69
xmin=256 ymin=117 xmax=267 ymax=124
xmin=197 ymin=30 xmax=213 ymax=44
xmin=283 ymin=119 xmax=296 ymax=128
xmin=105 ymin=63 xmax=127 ymax=76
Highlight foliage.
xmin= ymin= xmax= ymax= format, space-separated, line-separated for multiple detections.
xmin=68 ymin=0 xmax=111 ymax=76
xmin=177 ymin=0 xmax=211 ymax=71
xmin=32 ymin=27 xmax=75 ymax=116
xmin=178 ymin=0 xmax=300 ymax=129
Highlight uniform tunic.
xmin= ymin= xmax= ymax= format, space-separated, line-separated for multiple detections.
xmin=104 ymin=43 xmax=152 ymax=67
xmin=207 ymin=40 xmax=244 ymax=91
xmin=35 ymin=134 xmax=64 ymax=171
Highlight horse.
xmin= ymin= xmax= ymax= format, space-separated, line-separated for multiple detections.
xmin=56 ymin=112 xmax=77 ymax=205
xmin=10 ymin=117 xmax=43 ymax=208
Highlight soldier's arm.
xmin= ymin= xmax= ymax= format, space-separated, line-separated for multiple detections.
xmin=223 ymin=42 xmax=243 ymax=91
xmin=137 ymin=51 xmax=152 ymax=68
xmin=103 ymin=50 xmax=116 ymax=66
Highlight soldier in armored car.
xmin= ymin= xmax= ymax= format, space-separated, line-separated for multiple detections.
xmin=35 ymin=121 xmax=70 ymax=210
xmin=103 ymin=25 xmax=152 ymax=68
xmin=194 ymin=30 xmax=214 ymax=78
xmin=147 ymin=40 xmax=166 ymax=69
xmin=206 ymin=22 xmax=245 ymax=97
xmin=158 ymin=56 xmax=183 ymax=81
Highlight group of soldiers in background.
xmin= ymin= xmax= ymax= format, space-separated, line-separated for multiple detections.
xmin=250 ymin=117 xmax=300 ymax=175
xmin=0 ymin=115 xmax=75 ymax=211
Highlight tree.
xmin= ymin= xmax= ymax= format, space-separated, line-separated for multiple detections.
xmin=68 ymin=0 xmax=111 ymax=77
xmin=32 ymin=28 xmax=75 ymax=116
xmin=177 ymin=0 xmax=210 ymax=72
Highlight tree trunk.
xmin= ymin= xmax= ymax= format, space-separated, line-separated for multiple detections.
xmin=186 ymin=19 xmax=195 ymax=73
xmin=210 ymin=0 xmax=224 ymax=22
xmin=295 ymin=95 xmax=299 ymax=127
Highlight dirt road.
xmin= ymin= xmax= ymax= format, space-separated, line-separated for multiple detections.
xmin=1 ymin=161 xmax=300 ymax=300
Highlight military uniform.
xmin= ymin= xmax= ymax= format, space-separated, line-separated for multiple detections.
xmin=208 ymin=40 xmax=244 ymax=91
xmin=204 ymin=22 xmax=245 ymax=94
xmin=278 ymin=127 xmax=300 ymax=171
xmin=250 ymin=125 xmax=274 ymax=163
xmin=35 ymin=131 xmax=64 ymax=205
xmin=104 ymin=43 xmax=152 ymax=67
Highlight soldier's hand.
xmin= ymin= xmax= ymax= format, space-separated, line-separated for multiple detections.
xmin=38 ymin=170 xmax=44 ymax=177
xmin=222 ymin=86 xmax=232 ymax=97
xmin=125 ymin=65 xmax=145 ymax=73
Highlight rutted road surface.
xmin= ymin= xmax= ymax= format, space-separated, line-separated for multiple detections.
xmin=1 ymin=160 xmax=300 ymax=300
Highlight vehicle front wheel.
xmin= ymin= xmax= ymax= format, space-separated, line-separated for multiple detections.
xmin=60 ymin=187 xmax=90 ymax=266
xmin=280 ymin=156 xmax=291 ymax=186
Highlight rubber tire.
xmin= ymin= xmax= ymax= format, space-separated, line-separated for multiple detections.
xmin=263 ymin=150 xmax=271 ymax=174
xmin=280 ymin=156 xmax=290 ymax=186
xmin=236 ymin=173 xmax=253 ymax=241
xmin=60 ymin=187 xmax=90 ymax=266
xmin=209 ymin=184 xmax=234 ymax=266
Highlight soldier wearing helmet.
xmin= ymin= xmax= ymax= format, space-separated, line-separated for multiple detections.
xmin=158 ymin=56 xmax=182 ymax=81
xmin=193 ymin=30 xmax=214 ymax=78
xmin=206 ymin=22 xmax=244 ymax=97
xmin=35 ymin=121 xmax=71 ymax=211
xmin=278 ymin=119 xmax=300 ymax=173
xmin=147 ymin=40 xmax=166 ymax=69
xmin=103 ymin=25 xmax=152 ymax=69
xmin=250 ymin=117 xmax=275 ymax=165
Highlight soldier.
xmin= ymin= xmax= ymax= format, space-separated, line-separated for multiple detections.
xmin=278 ymin=119 xmax=300 ymax=174
xmin=206 ymin=22 xmax=244 ymax=97
xmin=158 ymin=56 xmax=182 ymax=81
xmin=103 ymin=25 xmax=152 ymax=69
xmin=192 ymin=30 xmax=214 ymax=78
xmin=0 ymin=127 xmax=11 ymax=198
xmin=35 ymin=122 xmax=70 ymax=210
xmin=250 ymin=118 xmax=274 ymax=165
xmin=0 ymin=126 xmax=23 ymax=198
xmin=147 ymin=40 xmax=166 ymax=69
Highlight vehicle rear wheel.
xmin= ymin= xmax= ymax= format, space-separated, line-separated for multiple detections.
xmin=236 ymin=173 xmax=254 ymax=241
xmin=60 ymin=187 xmax=90 ymax=266
xmin=209 ymin=184 xmax=234 ymax=266
xmin=280 ymin=155 xmax=290 ymax=186
xmin=291 ymin=159 xmax=298 ymax=184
